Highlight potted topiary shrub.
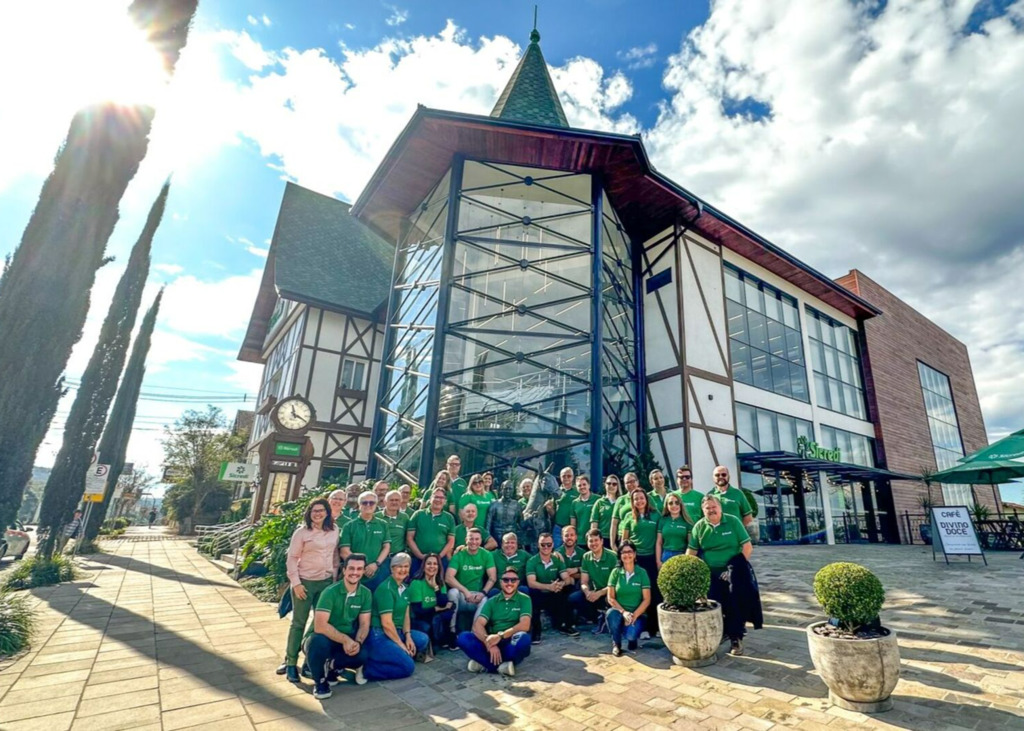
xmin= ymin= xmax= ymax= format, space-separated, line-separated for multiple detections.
xmin=657 ymin=555 xmax=722 ymax=667
xmin=807 ymin=562 xmax=899 ymax=713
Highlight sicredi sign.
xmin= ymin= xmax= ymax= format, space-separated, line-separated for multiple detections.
xmin=931 ymin=505 xmax=983 ymax=555
xmin=796 ymin=436 xmax=841 ymax=463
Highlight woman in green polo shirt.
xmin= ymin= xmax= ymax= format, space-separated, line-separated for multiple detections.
xmin=618 ymin=489 xmax=661 ymax=633
xmin=589 ymin=474 xmax=621 ymax=546
xmin=605 ymin=540 xmax=651 ymax=656
xmin=656 ymin=493 xmax=691 ymax=570
xmin=364 ymin=553 xmax=429 ymax=680
xmin=409 ymin=553 xmax=456 ymax=654
xmin=457 ymin=474 xmax=494 ymax=531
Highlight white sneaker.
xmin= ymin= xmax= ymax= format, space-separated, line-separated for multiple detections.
xmin=353 ymin=666 xmax=367 ymax=685
xmin=640 ymin=631 xmax=651 ymax=640
xmin=498 ymin=661 xmax=515 ymax=676
xmin=467 ymin=660 xmax=485 ymax=673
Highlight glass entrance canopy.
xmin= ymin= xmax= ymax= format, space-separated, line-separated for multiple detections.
xmin=372 ymin=159 xmax=641 ymax=486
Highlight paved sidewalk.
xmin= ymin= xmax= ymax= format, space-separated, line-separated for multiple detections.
xmin=1 ymin=536 xmax=1023 ymax=730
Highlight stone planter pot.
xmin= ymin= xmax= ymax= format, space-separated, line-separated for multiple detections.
xmin=806 ymin=621 xmax=900 ymax=713
xmin=658 ymin=601 xmax=722 ymax=668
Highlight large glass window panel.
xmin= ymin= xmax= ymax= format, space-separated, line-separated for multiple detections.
xmin=736 ymin=404 xmax=757 ymax=451
xmin=807 ymin=307 xmax=867 ymax=419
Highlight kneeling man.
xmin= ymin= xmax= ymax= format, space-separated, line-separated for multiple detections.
xmin=457 ymin=568 xmax=532 ymax=676
xmin=305 ymin=553 xmax=371 ymax=699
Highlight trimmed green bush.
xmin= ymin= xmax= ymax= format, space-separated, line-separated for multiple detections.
xmin=1 ymin=555 xmax=78 ymax=591
xmin=813 ymin=562 xmax=885 ymax=632
xmin=657 ymin=554 xmax=710 ymax=610
xmin=0 ymin=590 xmax=35 ymax=657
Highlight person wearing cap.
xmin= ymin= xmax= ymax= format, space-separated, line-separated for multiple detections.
xmin=457 ymin=567 xmax=533 ymax=676
xmin=340 ymin=491 xmax=391 ymax=591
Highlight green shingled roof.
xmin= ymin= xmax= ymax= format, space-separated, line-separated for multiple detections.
xmin=490 ymin=29 xmax=568 ymax=128
xmin=273 ymin=182 xmax=393 ymax=316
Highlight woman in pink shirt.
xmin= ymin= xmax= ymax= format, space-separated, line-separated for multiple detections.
xmin=283 ymin=498 xmax=338 ymax=683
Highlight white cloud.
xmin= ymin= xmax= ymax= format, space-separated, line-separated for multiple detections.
xmin=159 ymin=269 xmax=263 ymax=339
xmin=216 ymin=29 xmax=278 ymax=70
xmin=617 ymin=42 xmax=658 ymax=69
xmin=238 ymin=236 xmax=269 ymax=257
xmin=262 ymin=14 xmax=272 ymax=27
xmin=385 ymin=6 xmax=409 ymax=27
xmin=247 ymin=14 xmax=259 ymax=26
xmin=153 ymin=263 xmax=184 ymax=276
xmin=345 ymin=23 xmax=356 ymax=31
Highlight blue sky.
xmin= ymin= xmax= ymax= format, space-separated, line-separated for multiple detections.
xmin=1 ymin=0 xmax=1023 ymax=503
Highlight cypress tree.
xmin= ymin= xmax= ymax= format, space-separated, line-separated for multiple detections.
xmin=85 ymin=292 xmax=163 ymax=541
xmin=0 ymin=0 xmax=198 ymax=532
xmin=39 ymin=186 xmax=168 ymax=555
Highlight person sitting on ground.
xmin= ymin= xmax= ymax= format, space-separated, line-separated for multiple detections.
xmin=305 ymin=553 xmax=371 ymax=699
xmin=406 ymin=487 xmax=456 ymax=577
xmin=526 ymin=532 xmax=577 ymax=640
xmin=606 ymin=540 xmax=651 ymax=657
xmin=409 ymin=553 xmax=455 ymax=654
xmin=686 ymin=493 xmax=753 ymax=656
xmin=457 ymin=567 xmax=533 ymax=676
xmin=445 ymin=527 xmax=496 ymax=633
xmin=364 ymin=553 xmax=430 ymax=681
xmin=378 ymin=489 xmax=410 ymax=556
xmin=281 ymin=498 xmax=339 ymax=683
xmin=458 ymin=473 xmax=494 ymax=530
xmin=571 ymin=528 xmax=617 ymax=628
xmin=490 ymin=532 xmax=530 ymax=596
xmin=340 ymin=491 xmax=391 ymax=591
xmin=454 ymin=503 xmax=497 ymax=551
xmin=590 ymin=475 xmax=621 ymax=547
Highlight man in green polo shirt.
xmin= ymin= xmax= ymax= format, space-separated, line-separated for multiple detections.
xmin=378 ymin=490 xmax=410 ymax=555
xmin=552 ymin=467 xmax=578 ymax=549
xmin=707 ymin=466 xmax=754 ymax=527
xmin=445 ymin=527 xmax=496 ymax=633
xmin=305 ymin=553 xmax=372 ymax=699
xmin=446 ymin=454 xmax=468 ymax=509
xmin=569 ymin=475 xmax=599 ymax=534
xmin=571 ymin=528 xmax=618 ymax=626
xmin=457 ymin=567 xmax=532 ymax=675
xmin=340 ymin=491 xmax=391 ymax=590
xmin=669 ymin=465 xmax=703 ymax=522
xmin=526 ymin=532 xmax=576 ymax=639
xmin=490 ymin=533 xmax=530 ymax=591
xmin=406 ymin=487 xmax=456 ymax=576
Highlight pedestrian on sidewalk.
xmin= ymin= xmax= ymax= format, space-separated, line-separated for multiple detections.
xmin=55 ymin=509 xmax=83 ymax=554
xmin=281 ymin=498 xmax=339 ymax=683
xmin=148 ymin=508 xmax=157 ymax=529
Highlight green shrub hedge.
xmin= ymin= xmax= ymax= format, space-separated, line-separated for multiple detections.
xmin=2 ymin=555 xmax=78 ymax=591
xmin=813 ymin=562 xmax=885 ymax=632
xmin=0 ymin=590 xmax=35 ymax=657
xmin=657 ymin=554 xmax=710 ymax=610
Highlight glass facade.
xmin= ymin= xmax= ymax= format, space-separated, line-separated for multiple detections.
xmin=918 ymin=361 xmax=972 ymax=505
xmin=725 ymin=265 xmax=808 ymax=400
xmin=372 ymin=160 xmax=640 ymax=485
xmin=806 ymin=308 xmax=867 ymax=419
xmin=818 ymin=425 xmax=885 ymax=543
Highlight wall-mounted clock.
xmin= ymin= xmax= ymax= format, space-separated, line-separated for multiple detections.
xmin=271 ymin=395 xmax=316 ymax=435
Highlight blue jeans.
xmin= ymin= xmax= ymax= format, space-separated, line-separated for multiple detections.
xmin=364 ymin=627 xmax=429 ymax=681
xmin=411 ymin=608 xmax=454 ymax=649
xmin=457 ymin=631 xmax=532 ymax=673
xmin=661 ymin=549 xmax=685 ymax=564
xmin=305 ymin=632 xmax=369 ymax=684
xmin=552 ymin=524 xmax=564 ymax=548
xmin=569 ymin=590 xmax=607 ymax=623
xmin=607 ymin=608 xmax=647 ymax=648
xmin=362 ymin=556 xmax=392 ymax=592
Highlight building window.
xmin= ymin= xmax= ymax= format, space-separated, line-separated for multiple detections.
xmin=341 ymin=358 xmax=367 ymax=391
xmin=917 ymin=362 xmax=971 ymax=506
xmin=735 ymin=403 xmax=813 ymax=454
xmin=806 ymin=308 xmax=866 ymax=419
xmin=320 ymin=461 xmax=351 ymax=487
xmin=819 ymin=425 xmax=875 ymax=467
xmin=725 ymin=265 xmax=808 ymax=401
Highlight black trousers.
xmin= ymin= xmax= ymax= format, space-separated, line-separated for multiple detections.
xmin=637 ymin=553 xmax=660 ymax=632
xmin=708 ymin=570 xmax=746 ymax=640
xmin=531 ymin=587 xmax=572 ymax=639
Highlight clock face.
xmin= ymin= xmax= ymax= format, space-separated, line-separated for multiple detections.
xmin=275 ymin=398 xmax=313 ymax=431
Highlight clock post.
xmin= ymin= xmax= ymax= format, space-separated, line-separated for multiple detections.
xmin=252 ymin=395 xmax=317 ymax=520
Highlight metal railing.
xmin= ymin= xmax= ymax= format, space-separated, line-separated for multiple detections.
xmin=194 ymin=519 xmax=247 ymax=537
xmin=902 ymin=510 xmax=1024 ymax=550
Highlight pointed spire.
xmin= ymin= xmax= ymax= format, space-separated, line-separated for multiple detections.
xmin=491 ymin=11 xmax=569 ymax=128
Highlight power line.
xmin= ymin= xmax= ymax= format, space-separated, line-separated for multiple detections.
xmin=63 ymin=378 xmax=251 ymax=396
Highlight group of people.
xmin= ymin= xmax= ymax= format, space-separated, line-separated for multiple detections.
xmin=280 ymin=455 xmax=759 ymax=700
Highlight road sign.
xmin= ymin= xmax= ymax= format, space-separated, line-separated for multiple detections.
xmin=122 ymin=463 xmax=134 ymax=476
xmin=218 ymin=462 xmax=258 ymax=482
xmin=84 ymin=464 xmax=110 ymax=503
xmin=162 ymin=465 xmax=186 ymax=482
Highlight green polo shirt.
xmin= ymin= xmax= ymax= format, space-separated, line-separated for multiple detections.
xmin=377 ymin=509 xmax=409 ymax=554
xmin=457 ymin=492 xmax=493 ymax=529
xmin=315 ymin=582 xmax=372 ymax=636
xmin=612 ymin=493 xmax=634 ymax=526
xmin=480 ymin=591 xmax=532 ymax=634
xmin=337 ymin=507 xmax=359 ymax=530
xmin=448 ymin=547 xmax=495 ymax=593
xmin=447 ymin=477 xmax=468 ymax=509
xmin=553 ymin=487 xmax=580 ymax=527
xmin=658 ymin=514 xmax=691 ymax=552
xmin=407 ymin=508 xmax=455 ymax=554
xmin=706 ymin=485 xmax=753 ymax=523
xmin=619 ymin=512 xmax=659 ymax=556
xmin=557 ymin=546 xmax=584 ymax=572
xmin=670 ymin=489 xmax=705 ymax=523
xmin=648 ymin=491 xmax=667 ymax=514
xmin=526 ymin=553 xmax=566 ymax=585
xmin=407 ymin=579 xmax=438 ymax=611
xmin=340 ymin=515 xmax=390 ymax=563
xmin=491 ymin=548 xmax=530 ymax=581
xmin=608 ymin=566 xmax=650 ymax=612
xmin=688 ymin=514 xmax=750 ymax=573
xmin=570 ymin=493 xmax=599 ymax=530
xmin=371 ymin=577 xmax=411 ymax=629
xmin=590 ymin=496 xmax=616 ymax=538
xmin=581 ymin=548 xmax=617 ymax=590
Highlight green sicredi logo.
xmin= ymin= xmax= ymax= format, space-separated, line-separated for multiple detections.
xmin=796 ymin=436 xmax=841 ymax=463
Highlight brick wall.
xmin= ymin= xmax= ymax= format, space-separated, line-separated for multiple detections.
xmin=836 ymin=271 xmax=999 ymax=537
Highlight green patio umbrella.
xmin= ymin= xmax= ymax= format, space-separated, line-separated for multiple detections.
xmin=931 ymin=458 xmax=1024 ymax=484
xmin=959 ymin=427 xmax=1024 ymax=463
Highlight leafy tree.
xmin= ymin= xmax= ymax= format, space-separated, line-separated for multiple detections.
xmin=0 ymin=0 xmax=198 ymax=532
xmin=38 ymin=186 xmax=168 ymax=556
xmin=161 ymin=407 xmax=247 ymax=533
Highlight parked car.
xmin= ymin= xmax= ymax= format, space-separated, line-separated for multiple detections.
xmin=1 ymin=521 xmax=31 ymax=561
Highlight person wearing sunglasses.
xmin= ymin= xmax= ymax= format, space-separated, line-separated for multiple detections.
xmin=457 ymin=568 xmax=533 ymax=676
xmin=670 ymin=466 xmax=703 ymax=523
xmin=340 ymin=491 xmax=391 ymax=591
xmin=590 ymin=475 xmax=621 ymax=547
xmin=457 ymin=474 xmax=495 ymax=531
xmin=526 ymin=533 xmax=577 ymax=640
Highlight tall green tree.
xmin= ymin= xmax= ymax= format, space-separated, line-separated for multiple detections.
xmin=39 ymin=187 xmax=169 ymax=555
xmin=83 ymin=292 xmax=162 ymax=541
xmin=0 ymin=0 xmax=198 ymax=532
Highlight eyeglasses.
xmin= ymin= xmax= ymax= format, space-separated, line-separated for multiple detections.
xmin=360 ymin=500 xmax=376 ymax=506
xmin=501 ymin=577 xmax=519 ymax=583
